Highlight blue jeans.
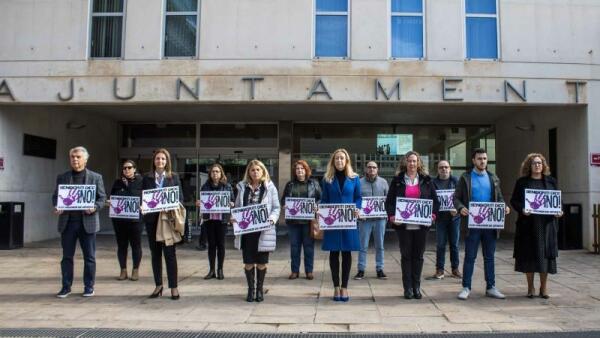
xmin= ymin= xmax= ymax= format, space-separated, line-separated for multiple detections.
xmin=358 ymin=219 xmax=386 ymax=272
xmin=435 ymin=217 xmax=460 ymax=271
xmin=288 ymin=223 xmax=314 ymax=273
xmin=462 ymin=228 xmax=496 ymax=290
xmin=61 ymin=220 xmax=96 ymax=289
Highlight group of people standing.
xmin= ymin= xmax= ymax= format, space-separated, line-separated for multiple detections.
xmin=52 ymin=146 xmax=563 ymax=303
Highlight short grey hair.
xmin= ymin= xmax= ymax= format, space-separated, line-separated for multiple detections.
xmin=69 ymin=146 xmax=89 ymax=160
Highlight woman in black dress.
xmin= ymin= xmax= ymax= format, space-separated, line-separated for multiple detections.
xmin=110 ymin=160 xmax=143 ymax=281
xmin=510 ymin=153 xmax=563 ymax=299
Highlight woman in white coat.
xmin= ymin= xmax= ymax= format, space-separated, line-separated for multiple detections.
xmin=232 ymin=159 xmax=280 ymax=302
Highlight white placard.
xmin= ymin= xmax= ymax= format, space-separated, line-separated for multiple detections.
xmin=317 ymin=203 xmax=357 ymax=230
xmin=394 ymin=197 xmax=434 ymax=226
xmin=468 ymin=202 xmax=506 ymax=229
xmin=436 ymin=189 xmax=455 ymax=212
xmin=141 ymin=186 xmax=180 ymax=214
xmin=524 ymin=189 xmax=562 ymax=215
xmin=109 ymin=196 xmax=140 ymax=219
xmin=231 ymin=204 xmax=273 ymax=235
xmin=359 ymin=196 xmax=387 ymax=219
xmin=56 ymin=184 xmax=96 ymax=210
xmin=199 ymin=191 xmax=231 ymax=213
xmin=285 ymin=197 xmax=316 ymax=220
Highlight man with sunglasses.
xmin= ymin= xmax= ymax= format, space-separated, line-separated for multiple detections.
xmin=354 ymin=161 xmax=389 ymax=280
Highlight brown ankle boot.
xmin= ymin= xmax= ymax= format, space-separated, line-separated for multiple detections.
xmin=130 ymin=268 xmax=139 ymax=281
xmin=117 ymin=269 xmax=127 ymax=280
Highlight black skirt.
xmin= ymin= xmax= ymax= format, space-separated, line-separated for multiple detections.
xmin=241 ymin=231 xmax=269 ymax=264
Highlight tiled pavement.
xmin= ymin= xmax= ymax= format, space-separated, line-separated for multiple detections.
xmin=1 ymin=232 xmax=599 ymax=334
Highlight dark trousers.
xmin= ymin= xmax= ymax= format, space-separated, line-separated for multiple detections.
xmin=198 ymin=222 xmax=207 ymax=246
xmin=205 ymin=220 xmax=226 ymax=270
xmin=145 ymin=223 xmax=178 ymax=288
xmin=329 ymin=251 xmax=352 ymax=288
xmin=462 ymin=228 xmax=497 ymax=290
xmin=113 ymin=220 xmax=142 ymax=269
xmin=61 ymin=220 xmax=96 ymax=289
xmin=396 ymin=227 xmax=428 ymax=291
xmin=288 ymin=223 xmax=315 ymax=273
xmin=435 ymin=217 xmax=461 ymax=271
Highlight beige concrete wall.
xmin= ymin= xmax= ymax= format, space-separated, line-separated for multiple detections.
xmin=0 ymin=108 xmax=118 ymax=242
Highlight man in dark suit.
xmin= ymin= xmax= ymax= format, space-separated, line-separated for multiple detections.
xmin=52 ymin=146 xmax=106 ymax=298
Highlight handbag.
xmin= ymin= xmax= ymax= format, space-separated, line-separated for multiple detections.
xmin=310 ymin=219 xmax=323 ymax=240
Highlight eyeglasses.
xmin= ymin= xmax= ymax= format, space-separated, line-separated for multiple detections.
xmin=123 ymin=166 xmax=134 ymax=170
xmin=367 ymin=166 xmax=378 ymax=169
xmin=532 ymin=162 xmax=543 ymax=166
xmin=438 ymin=166 xmax=450 ymax=169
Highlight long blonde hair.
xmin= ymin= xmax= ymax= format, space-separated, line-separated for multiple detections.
xmin=324 ymin=148 xmax=358 ymax=183
xmin=519 ymin=153 xmax=551 ymax=177
xmin=243 ymin=159 xmax=271 ymax=184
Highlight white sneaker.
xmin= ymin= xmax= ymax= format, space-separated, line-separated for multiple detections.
xmin=486 ymin=287 xmax=506 ymax=299
xmin=457 ymin=287 xmax=470 ymax=300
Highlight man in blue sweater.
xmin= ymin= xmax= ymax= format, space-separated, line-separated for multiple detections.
xmin=453 ymin=148 xmax=510 ymax=300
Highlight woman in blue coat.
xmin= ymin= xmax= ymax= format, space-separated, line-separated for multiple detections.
xmin=320 ymin=148 xmax=361 ymax=302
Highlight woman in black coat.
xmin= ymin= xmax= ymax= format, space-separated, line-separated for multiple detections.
xmin=196 ymin=163 xmax=235 ymax=280
xmin=143 ymin=148 xmax=184 ymax=300
xmin=110 ymin=160 xmax=143 ymax=281
xmin=385 ymin=151 xmax=439 ymax=300
xmin=510 ymin=153 xmax=563 ymax=299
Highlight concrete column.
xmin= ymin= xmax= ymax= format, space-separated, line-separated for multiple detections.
xmin=278 ymin=121 xmax=292 ymax=192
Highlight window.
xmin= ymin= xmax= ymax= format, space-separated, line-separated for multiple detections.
xmin=315 ymin=0 xmax=349 ymax=58
xmin=164 ymin=0 xmax=199 ymax=58
xmin=391 ymin=0 xmax=424 ymax=59
xmin=465 ymin=0 xmax=498 ymax=59
xmin=90 ymin=0 xmax=125 ymax=58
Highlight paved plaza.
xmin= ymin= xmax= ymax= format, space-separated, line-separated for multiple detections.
xmin=1 ymin=233 xmax=599 ymax=334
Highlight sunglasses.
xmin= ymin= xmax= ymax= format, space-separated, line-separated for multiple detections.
xmin=123 ymin=166 xmax=134 ymax=170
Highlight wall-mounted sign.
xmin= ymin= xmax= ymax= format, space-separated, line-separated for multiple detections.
xmin=591 ymin=153 xmax=600 ymax=167
xmin=0 ymin=157 xmax=4 ymax=170
xmin=377 ymin=134 xmax=413 ymax=155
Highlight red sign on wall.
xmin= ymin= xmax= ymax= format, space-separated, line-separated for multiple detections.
xmin=591 ymin=153 xmax=600 ymax=167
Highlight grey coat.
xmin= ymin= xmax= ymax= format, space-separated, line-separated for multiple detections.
xmin=52 ymin=168 xmax=107 ymax=234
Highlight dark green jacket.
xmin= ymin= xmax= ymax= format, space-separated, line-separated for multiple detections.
xmin=453 ymin=170 xmax=505 ymax=231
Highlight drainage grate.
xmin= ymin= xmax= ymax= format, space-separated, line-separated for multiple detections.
xmin=1 ymin=329 xmax=600 ymax=338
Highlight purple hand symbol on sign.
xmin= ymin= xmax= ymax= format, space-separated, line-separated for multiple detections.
xmin=59 ymin=189 xmax=78 ymax=206
xmin=318 ymin=208 xmax=339 ymax=225
xmin=363 ymin=200 xmax=376 ymax=215
xmin=526 ymin=193 xmax=544 ymax=210
xmin=470 ymin=206 xmax=492 ymax=224
xmin=203 ymin=195 xmax=217 ymax=210
xmin=397 ymin=201 xmax=416 ymax=219
xmin=113 ymin=199 xmax=126 ymax=214
xmin=237 ymin=209 xmax=254 ymax=229
xmin=144 ymin=192 xmax=162 ymax=209
xmin=286 ymin=201 xmax=302 ymax=216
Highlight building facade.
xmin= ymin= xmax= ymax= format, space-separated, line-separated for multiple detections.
xmin=0 ymin=0 xmax=598 ymax=248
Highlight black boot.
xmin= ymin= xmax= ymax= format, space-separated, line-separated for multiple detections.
xmin=255 ymin=268 xmax=266 ymax=302
xmin=244 ymin=268 xmax=255 ymax=302
xmin=413 ymin=282 xmax=422 ymax=299
xmin=413 ymin=257 xmax=424 ymax=300
xmin=404 ymin=288 xmax=414 ymax=299
xmin=217 ymin=268 xmax=224 ymax=280
xmin=204 ymin=269 xmax=216 ymax=280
